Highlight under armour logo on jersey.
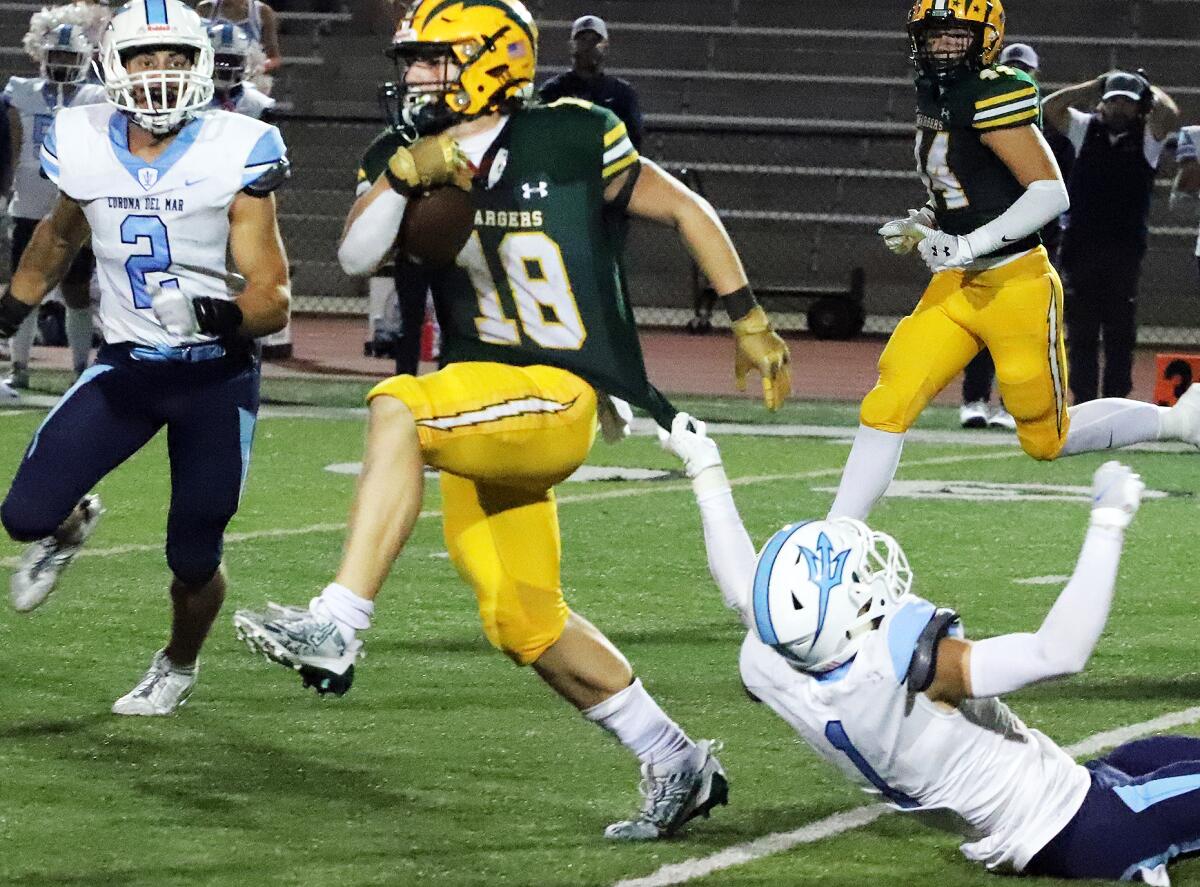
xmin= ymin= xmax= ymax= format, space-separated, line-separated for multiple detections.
xmin=797 ymin=533 xmax=849 ymax=638
xmin=137 ymin=167 xmax=159 ymax=190
xmin=521 ymin=181 xmax=549 ymax=199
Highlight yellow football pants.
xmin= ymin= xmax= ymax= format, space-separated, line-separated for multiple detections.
xmin=368 ymin=362 xmax=597 ymax=665
xmin=861 ymin=247 xmax=1070 ymax=460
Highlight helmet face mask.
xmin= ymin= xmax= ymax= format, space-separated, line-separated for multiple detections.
xmin=907 ymin=0 xmax=1005 ymax=84
xmin=101 ymin=0 xmax=214 ymax=135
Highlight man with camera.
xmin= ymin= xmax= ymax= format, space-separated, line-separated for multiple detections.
xmin=1043 ymin=71 xmax=1179 ymax=403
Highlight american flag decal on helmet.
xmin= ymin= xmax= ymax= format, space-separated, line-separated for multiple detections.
xmin=508 ymin=41 xmax=527 ymax=58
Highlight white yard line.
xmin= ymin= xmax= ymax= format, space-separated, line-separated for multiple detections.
xmin=615 ymin=707 xmax=1200 ymax=887
xmin=0 ymin=449 xmax=1023 ymax=568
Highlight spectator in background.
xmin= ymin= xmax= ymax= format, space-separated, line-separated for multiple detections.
xmin=1170 ymin=124 xmax=1200 ymax=288
xmin=539 ymin=15 xmax=643 ymax=151
xmin=960 ymin=42 xmax=1076 ymax=430
xmin=197 ymin=0 xmax=282 ymax=73
xmin=1044 ymin=71 xmax=1179 ymax=403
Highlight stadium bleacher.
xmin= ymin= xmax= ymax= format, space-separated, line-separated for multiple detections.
xmin=256 ymin=0 xmax=1200 ymax=339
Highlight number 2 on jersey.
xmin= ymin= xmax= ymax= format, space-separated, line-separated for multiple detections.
xmin=460 ymin=231 xmax=588 ymax=350
xmin=121 ymin=215 xmax=176 ymax=309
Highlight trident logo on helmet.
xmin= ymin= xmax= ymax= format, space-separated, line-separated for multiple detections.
xmin=797 ymin=533 xmax=850 ymax=638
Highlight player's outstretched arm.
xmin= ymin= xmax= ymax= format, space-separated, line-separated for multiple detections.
xmin=616 ymin=160 xmax=791 ymax=410
xmin=925 ymin=462 xmax=1143 ymax=706
xmin=4 ymin=193 xmax=90 ymax=334
xmin=659 ymin=413 xmax=757 ymax=623
xmin=228 ymin=190 xmax=290 ymax=336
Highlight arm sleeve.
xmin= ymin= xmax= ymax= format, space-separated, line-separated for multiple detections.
xmin=964 ymin=178 xmax=1070 ymax=257
xmin=968 ymin=522 xmax=1125 ymax=698
xmin=694 ymin=473 xmax=757 ymax=626
xmin=338 ymin=188 xmax=407 ymax=277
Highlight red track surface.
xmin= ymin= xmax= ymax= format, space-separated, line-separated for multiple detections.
xmin=24 ymin=315 xmax=1170 ymax=406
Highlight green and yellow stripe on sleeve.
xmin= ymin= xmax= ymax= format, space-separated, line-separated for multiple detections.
xmin=972 ymin=85 xmax=1040 ymax=131
xmin=601 ymin=120 xmax=639 ymax=182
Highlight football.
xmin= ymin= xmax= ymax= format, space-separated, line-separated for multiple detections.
xmin=398 ymin=186 xmax=475 ymax=268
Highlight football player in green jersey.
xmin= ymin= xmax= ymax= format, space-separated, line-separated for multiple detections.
xmin=236 ymin=0 xmax=792 ymax=840
xmin=827 ymin=0 xmax=1200 ymax=522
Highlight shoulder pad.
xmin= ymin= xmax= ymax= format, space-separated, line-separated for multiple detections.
xmin=905 ymin=608 xmax=961 ymax=692
xmin=241 ymin=157 xmax=290 ymax=196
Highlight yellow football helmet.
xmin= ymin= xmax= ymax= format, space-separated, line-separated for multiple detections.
xmin=389 ymin=0 xmax=538 ymax=134
xmin=907 ymin=0 xmax=1005 ymax=82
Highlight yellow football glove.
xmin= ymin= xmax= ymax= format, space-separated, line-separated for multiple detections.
xmin=733 ymin=306 xmax=791 ymax=411
xmin=387 ymin=134 xmax=473 ymax=193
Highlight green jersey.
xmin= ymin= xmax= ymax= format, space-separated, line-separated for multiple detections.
xmin=361 ymin=100 xmax=674 ymax=425
xmin=915 ymin=65 xmax=1042 ymax=256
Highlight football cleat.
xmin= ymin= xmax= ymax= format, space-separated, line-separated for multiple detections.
xmin=5 ymin=366 xmax=29 ymax=390
xmin=10 ymin=494 xmax=103 ymax=612
xmin=604 ymin=740 xmax=729 ymax=841
xmin=112 ymin=649 xmax=197 ymax=716
xmin=233 ymin=603 xmax=362 ymax=696
xmin=959 ymin=401 xmax=989 ymax=429
xmin=988 ymin=405 xmax=1016 ymax=431
xmin=1166 ymin=383 xmax=1200 ymax=448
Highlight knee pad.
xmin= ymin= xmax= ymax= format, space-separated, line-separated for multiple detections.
xmin=166 ymin=535 xmax=223 ymax=586
xmin=1 ymin=495 xmax=64 ymax=542
xmin=860 ymin=382 xmax=914 ymax=433
xmin=1000 ymin=374 xmax=1067 ymax=462
xmin=477 ymin=583 xmax=569 ymax=666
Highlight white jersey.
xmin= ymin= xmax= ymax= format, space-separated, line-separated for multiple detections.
xmin=210 ymin=83 xmax=275 ymax=120
xmin=738 ymin=595 xmax=1091 ymax=874
xmin=1178 ymin=126 xmax=1200 ymax=257
xmin=3 ymin=77 xmax=105 ymax=219
xmin=42 ymin=104 xmax=287 ymax=348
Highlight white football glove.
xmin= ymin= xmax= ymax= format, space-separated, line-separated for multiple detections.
xmin=878 ymin=207 xmax=935 ymax=255
xmin=149 ymin=281 xmax=200 ymax=337
xmin=915 ymin=225 xmax=978 ymax=273
xmin=658 ymin=412 xmax=722 ymax=479
xmin=597 ymin=393 xmax=633 ymax=444
xmin=1089 ymin=461 xmax=1145 ymax=529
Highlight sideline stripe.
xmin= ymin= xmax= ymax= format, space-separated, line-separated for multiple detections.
xmin=615 ymin=706 xmax=1200 ymax=887
xmin=0 ymin=449 xmax=1024 ymax=568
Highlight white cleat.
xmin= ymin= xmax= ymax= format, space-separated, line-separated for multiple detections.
xmin=0 ymin=380 xmax=19 ymax=401
xmin=1167 ymin=383 xmax=1200 ymax=447
xmin=988 ymin=406 xmax=1017 ymax=431
xmin=112 ymin=649 xmax=197 ymax=716
xmin=959 ymin=400 xmax=989 ymax=429
xmin=233 ymin=603 xmax=362 ymax=696
xmin=604 ymin=740 xmax=729 ymax=841
xmin=10 ymin=494 xmax=103 ymax=612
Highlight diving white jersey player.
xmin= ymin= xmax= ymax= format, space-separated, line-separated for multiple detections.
xmin=663 ymin=414 xmax=1200 ymax=884
xmin=0 ymin=0 xmax=290 ymax=717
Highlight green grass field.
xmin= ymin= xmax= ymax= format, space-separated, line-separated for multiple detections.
xmin=2 ymin=379 xmax=1199 ymax=886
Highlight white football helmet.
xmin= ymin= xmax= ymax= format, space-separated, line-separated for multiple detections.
xmin=41 ymin=24 xmax=94 ymax=89
xmin=100 ymin=0 xmax=214 ymax=134
xmin=750 ymin=518 xmax=912 ymax=673
xmin=207 ymin=21 xmax=251 ymax=93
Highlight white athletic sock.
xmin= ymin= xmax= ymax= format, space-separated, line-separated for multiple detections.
xmin=309 ymin=582 xmax=374 ymax=644
xmin=584 ymin=678 xmax=696 ymax=770
xmin=65 ymin=307 xmax=93 ymax=375
xmin=10 ymin=312 xmax=36 ymax=369
xmin=828 ymin=424 xmax=905 ymax=520
xmin=1059 ymin=398 xmax=1167 ymax=456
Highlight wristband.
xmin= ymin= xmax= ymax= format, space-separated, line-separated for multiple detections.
xmin=0 ymin=288 xmax=34 ymax=338
xmin=384 ymin=165 xmax=412 ymax=195
xmin=722 ymin=286 xmax=759 ymax=322
xmin=192 ymin=297 xmax=245 ymax=337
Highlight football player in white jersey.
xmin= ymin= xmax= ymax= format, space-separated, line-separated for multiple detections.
xmin=664 ymin=415 xmax=1200 ymax=883
xmin=0 ymin=0 xmax=290 ymax=716
xmin=206 ymin=21 xmax=274 ymax=120
xmin=2 ymin=23 xmax=106 ymax=387
xmin=1171 ymin=125 xmax=1200 ymax=287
